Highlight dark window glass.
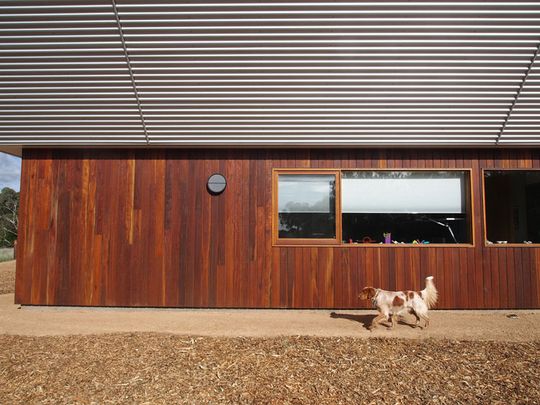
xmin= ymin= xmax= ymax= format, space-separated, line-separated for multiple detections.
xmin=341 ymin=171 xmax=471 ymax=244
xmin=278 ymin=174 xmax=336 ymax=239
xmin=484 ymin=170 xmax=540 ymax=244
xmin=342 ymin=213 xmax=470 ymax=244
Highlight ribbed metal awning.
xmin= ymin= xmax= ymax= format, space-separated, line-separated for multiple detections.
xmin=0 ymin=0 xmax=540 ymax=150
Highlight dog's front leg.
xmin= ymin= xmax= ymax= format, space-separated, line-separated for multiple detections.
xmin=389 ymin=313 xmax=398 ymax=329
xmin=368 ymin=313 xmax=387 ymax=330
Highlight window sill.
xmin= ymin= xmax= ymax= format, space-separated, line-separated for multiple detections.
xmin=273 ymin=243 xmax=475 ymax=248
xmin=485 ymin=243 xmax=540 ymax=248
xmin=274 ymin=239 xmax=340 ymax=246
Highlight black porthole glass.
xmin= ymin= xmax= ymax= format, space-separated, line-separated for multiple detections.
xmin=207 ymin=173 xmax=227 ymax=195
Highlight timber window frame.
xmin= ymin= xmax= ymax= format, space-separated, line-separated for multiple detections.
xmin=272 ymin=169 xmax=342 ymax=246
xmin=482 ymin=169 xmax=540 ymax=247
xmin=272 ymin=168 xmax=474 ymax=247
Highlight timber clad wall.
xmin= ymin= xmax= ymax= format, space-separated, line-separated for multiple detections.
xmin=15 ymin=148 xmax=540 ymax=309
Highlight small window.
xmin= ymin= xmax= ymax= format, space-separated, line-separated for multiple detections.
xmin=341 ymin=171 xmax=472 ymax=245
xmin=484 ymin=170 xmax=540 ymax=245
xmin=274 ymin=171 xmax=340 ymax=244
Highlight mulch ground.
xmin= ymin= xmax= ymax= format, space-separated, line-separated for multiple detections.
xmin=1 ymin=334 xmax=539 ymax=404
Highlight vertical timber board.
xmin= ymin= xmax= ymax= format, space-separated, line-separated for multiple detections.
xmin=14 ymin=148 xmax=540 ymax=309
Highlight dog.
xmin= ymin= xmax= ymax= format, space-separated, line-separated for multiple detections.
xmin=358 ymin=276 xmax=438 ymax=330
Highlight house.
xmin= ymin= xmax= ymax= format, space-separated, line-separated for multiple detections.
xmin=1 ymin=0 xmax=539 ymax=309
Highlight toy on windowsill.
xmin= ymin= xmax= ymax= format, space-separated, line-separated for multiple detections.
xmin=383 ymin=232 xmax=391 ymax=244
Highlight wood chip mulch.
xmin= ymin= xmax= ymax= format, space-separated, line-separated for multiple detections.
xmin=1 ymin=333 xmax=538 ymax=404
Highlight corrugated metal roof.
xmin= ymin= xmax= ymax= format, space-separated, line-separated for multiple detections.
xmin=0 ymin=0 xmax=539 ymax=149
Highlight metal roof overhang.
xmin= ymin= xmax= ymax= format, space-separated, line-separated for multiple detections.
xmin=1 ymin=0 xmax=540 ymax=155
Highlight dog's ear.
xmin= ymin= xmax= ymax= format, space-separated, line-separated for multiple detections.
xmin=359 ymin=287 xmax=376 ymax=300
xmin=358 ymin=287 xmax=367 ymax=300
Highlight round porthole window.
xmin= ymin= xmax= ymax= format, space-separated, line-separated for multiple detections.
xmin=207 ymin=173 xmax=227 ymax=195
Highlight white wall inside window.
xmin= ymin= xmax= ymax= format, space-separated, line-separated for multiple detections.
xmin=342 ymin=171 xmax=466 ymax=214
xmin=278 ymin=174 xmax=335 ymax=213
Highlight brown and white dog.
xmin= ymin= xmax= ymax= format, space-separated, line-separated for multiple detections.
xmin=358 ymin=276 xmax=438 ymax=330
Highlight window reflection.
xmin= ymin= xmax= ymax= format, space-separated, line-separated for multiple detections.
xmin=278 ymin=174 xmax=336 ymax=239
xmin=485 ymin=170 xmax=540 ymax=244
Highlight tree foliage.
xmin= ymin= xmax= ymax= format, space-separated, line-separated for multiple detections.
xmin=0 ymin=187 xmax=19 ymax=247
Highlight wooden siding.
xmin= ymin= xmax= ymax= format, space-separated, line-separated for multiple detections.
xmin=15 ymin=148 xmax=540 ymax=309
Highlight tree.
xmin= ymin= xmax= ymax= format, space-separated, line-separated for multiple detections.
xmin=0 ymin=187 xmax=19 ymax=247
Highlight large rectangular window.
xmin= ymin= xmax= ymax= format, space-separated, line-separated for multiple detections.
xmin=342 ymin=171 xmax=471 ymax=245
xmin=484 ymin=170 xmax=540 ymax=245
xmin=273 ymin=169 xmax=472 ymax=246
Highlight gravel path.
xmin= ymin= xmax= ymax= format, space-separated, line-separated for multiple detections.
xmin=1 ymin=334 xmax=539 ymax=404
xmin=0 ymin=260 xmax=15 ymax=295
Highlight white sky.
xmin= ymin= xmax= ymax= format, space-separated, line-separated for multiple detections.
xmin=0 ymin=152 xmax=21 ymax=192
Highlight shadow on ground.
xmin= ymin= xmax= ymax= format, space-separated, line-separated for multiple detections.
xmin=330 ymin=312 xmax=419 ymax=330
xmin=330 ymin=312 xmax=377 ymax=330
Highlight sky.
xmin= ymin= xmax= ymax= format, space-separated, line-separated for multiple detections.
xmin=0 ymin=152 xmax=21 ymax=192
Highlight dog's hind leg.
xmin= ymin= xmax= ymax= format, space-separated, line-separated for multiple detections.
xmin=419 ymin=314 xmax=430 ymax=329
xmin=412 ymin=301 xmax=430 ymax=329
xmin=410 ymin=309 xmax=421 ymax=328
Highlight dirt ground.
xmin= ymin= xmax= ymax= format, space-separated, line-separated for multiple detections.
xmin=0 ymin=260 xmax=15 ymax=295
xmin=2 ymin=261 xmax=540 ymax=404
xmin=2 ymin=292 xmax=540 ymax=340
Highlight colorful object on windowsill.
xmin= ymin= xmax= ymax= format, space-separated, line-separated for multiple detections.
xmin=383 ymin=232 xmax=392 ymax=244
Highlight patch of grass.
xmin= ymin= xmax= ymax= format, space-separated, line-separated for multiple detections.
xmin=0 ymin=248 xmax=14 ymax=263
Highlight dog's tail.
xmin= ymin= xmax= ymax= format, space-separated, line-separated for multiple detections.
xmin=420 ymin=276 xmax=438 ymax=309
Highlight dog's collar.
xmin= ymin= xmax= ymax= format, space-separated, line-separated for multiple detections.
xmin=371 ymin=289 xmax=381 ymax=308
